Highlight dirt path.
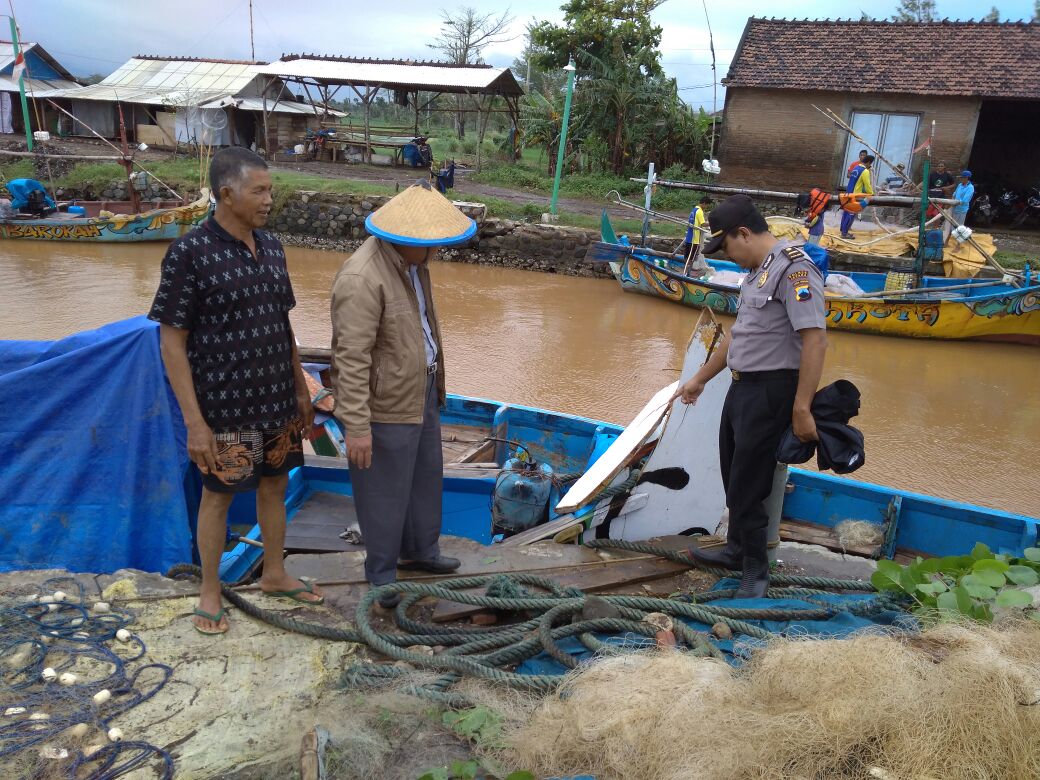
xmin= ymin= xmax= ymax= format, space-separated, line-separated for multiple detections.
xmin=269 ymin=159 xmax=656 ymax=222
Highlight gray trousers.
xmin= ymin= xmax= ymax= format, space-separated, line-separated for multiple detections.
xmin=351 ymin=374 xmax=443 ymax=585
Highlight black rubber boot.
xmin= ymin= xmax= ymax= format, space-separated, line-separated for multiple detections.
xmin=734 ymin=528 xmax=770 ymax=599
xmin=687 ymin=536 xmax=743 ymax=570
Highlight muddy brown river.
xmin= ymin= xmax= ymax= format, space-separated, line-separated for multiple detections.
xmin=2 ymin=242 xmax=1037 ymax=516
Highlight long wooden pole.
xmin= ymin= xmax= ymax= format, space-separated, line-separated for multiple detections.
xmin=631 ymin=178 xmax=959 ymax=207
xmin=8 ymin=17 xmax=32 ymax=150
xmin=813 ymin=104 xmax=920 ymax=192
xmin=859 ymin=278 xmax=1008 ymax=299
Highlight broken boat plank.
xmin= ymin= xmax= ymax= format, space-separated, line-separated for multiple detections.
xmin=431 ymin=555 xmax=690 ymax=623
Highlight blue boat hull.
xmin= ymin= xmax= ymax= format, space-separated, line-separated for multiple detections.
xmin=220 ymin=394 xmax=1039 ymax=581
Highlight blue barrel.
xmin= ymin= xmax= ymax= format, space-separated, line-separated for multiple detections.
xmin=67 ymin=205 xmax=86 ymax=217
xmin=492 ymin=458 xmax=554 ymax=535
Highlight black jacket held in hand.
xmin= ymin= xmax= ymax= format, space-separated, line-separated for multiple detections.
xmin=776 ymin=379 xmax=865 ymax=474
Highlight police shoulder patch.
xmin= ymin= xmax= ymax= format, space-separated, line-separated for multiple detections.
xmin=788 ymin=269 xmax=809 ymax=281
xmin=793 ymin=281 xmax=812 ymax=302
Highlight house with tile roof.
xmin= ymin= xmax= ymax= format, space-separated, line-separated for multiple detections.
xmin=717 ymin=18 xmax=1040 ymax=193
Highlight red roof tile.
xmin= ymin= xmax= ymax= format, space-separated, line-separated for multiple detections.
xmin=724 ymin=18 xmax=1040 ymax=100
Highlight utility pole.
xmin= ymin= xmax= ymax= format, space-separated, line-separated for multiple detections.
xmin=548 ymin=60 xmax=576 ymax=218
xmin=248 ymin=0 xmax=255 ymax=60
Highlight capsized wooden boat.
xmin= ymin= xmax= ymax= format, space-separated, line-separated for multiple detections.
xmin=0 ymin=192 xmax=211 ymax=242
xmin=219 ymin=322 xmax=1039 ymax=581
xmin=596 ymin=216 xmax=1040 ymax=346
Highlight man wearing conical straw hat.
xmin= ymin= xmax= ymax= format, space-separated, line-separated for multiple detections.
xmin=330 ymin=181 xmax=477 ymax=608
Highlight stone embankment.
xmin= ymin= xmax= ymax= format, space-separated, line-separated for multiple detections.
xmin=269 ymin=191 xmax=682 ymax=278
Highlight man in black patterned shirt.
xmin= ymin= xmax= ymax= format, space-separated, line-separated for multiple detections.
xmin=149 ymin=147 xmax=323 ymax=635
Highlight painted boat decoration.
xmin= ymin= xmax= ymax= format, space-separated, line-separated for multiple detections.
xmin=597 ymin=217 xmax=1040 ymax=345
xmin=0 ymin=192 xmax=211 ymax=242
xmin=1 ymin=318 xmax=1034 ymax=583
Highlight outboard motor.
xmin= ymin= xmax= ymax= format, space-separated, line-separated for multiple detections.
xmin=491 ymin=444 xmax=554 ymax=537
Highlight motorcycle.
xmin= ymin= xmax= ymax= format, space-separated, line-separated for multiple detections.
xmin=995 ymin=187 xmax=1024 ymax=224
xmin=969 ymin=191 xmax=994 ymax=227
xmin=1009 ymin=186 xmax=1040 ymax=230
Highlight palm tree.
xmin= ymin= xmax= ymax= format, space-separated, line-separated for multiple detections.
xmin=578 ymin=47 xmax=664 ymax=174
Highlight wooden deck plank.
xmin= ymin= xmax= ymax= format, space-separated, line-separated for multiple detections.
xmin=431 ymin=556 xmax=691 ymax=623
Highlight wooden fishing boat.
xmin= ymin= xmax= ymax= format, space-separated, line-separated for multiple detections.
xmin=3 ymin=317 xmax=1035 ymax=581
xmin=216 ymin=325 xmax=1039 ymax=581
xmin=0 ymin=192 xmax=211 ymax=242
xmin=595 ymin=217 xmax=1040 ymax=346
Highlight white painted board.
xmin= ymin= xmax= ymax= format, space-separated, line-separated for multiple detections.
xmin=554 ymin=381 xmax=678 ymax=513
xmin=607 ymin=316 xmax=731 ymax=540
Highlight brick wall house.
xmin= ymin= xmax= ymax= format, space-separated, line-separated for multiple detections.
xmin=717 ymin=19 xmax=1040 ymax=193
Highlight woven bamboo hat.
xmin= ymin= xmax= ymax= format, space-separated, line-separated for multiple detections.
xmin=365 ymin=180 xmax=477 ymax=247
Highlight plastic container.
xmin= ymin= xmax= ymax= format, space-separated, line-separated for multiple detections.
xmin=67 ymin=205 xmax=86 ymax=217
xmin=33 ymin=130 xmax=51 ymax=142
xmin=491 ymin=458 xmax=554 ymax=535
xmin=294 ymin=144 xmax=305 ymax=154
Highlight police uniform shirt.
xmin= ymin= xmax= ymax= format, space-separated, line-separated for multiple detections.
xmin=727 ymin=242 xmax=826 ymax=372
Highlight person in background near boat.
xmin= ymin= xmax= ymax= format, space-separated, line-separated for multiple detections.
xmin=680 ymin=195 xmax=713 ymax=274
xmin=840 ymin=155 xmax=874 ymax=239
xmin=847 ymin=149 xmax=868 ymax=177
xmin=944 ymin=170 xmax=975 ymax=243
xmin=883 ymin=164 xmax=909 ymax=193
xmin=149 ymin=147 xmax=324 ymax=635
xmin=330 ymin=181 xmax=476 ymax=608
xmin=805 ymin=207 xmax=826 ymax=245
xmin=673 ymin=195 xmax=827 ymax=598
xmin=928 ymin=161 xmax=955 ymax=194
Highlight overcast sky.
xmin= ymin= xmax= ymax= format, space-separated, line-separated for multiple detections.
xmin=15 ymin=0 xmax=1037 ymax=110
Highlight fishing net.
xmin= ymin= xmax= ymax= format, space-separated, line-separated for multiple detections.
xmin=0 ymin=577 xmax=174 ymax=779
xmin=501 ymin=619 xmax=1040 ymax=780
xmin=835 ymin=519 xmax=886 ymax=552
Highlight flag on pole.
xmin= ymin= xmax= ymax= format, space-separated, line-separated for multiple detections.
xmin=912 ymin=136 xmax=931 ymax=154
xmin=11 ymin=50 xmax=25 ymax=82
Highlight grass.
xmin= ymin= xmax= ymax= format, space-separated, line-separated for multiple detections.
xmin=0 ymin=153 xmax=687 ymax=238
xmin=470 ymin=161 xmax=698 ymax=213
xmin=993 ymin=250 xmax=1038 ymax=271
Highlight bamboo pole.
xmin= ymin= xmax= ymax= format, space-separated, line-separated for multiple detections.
xmin=859 ymin=278 xmax=1009 ymax=299
xmin=812 ymin=104 xmax=921 ymax=191
xmin=933 ymin=204 xmax=1018 ymax=280
xmin=0 ymin=148 xmax=125 ymax=161
xmin=630 ymin=178 xmax=959 ymax=208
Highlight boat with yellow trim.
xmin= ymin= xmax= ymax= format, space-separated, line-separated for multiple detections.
xmin=598 ymin=217 xmax=1040 ymax=346
xmin=0 ymin=191 xmax=210 ymax=242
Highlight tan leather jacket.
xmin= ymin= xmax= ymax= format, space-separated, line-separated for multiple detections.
xmin=330 ymin=237 xmax=446 ymax=437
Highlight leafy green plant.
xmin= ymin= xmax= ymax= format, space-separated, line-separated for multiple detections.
xmin=871 ymin=543 xmax=1040 ymax=622
xmin=442 ymin=706 xmax=504 ymax=748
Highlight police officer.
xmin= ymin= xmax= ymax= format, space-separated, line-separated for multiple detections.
xmin=674 ymin=195 xmax=828 ymax=598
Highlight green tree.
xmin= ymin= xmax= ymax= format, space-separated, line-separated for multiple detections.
xmin=892 ymin=0 xmax=937 ymax=21
xmin=982 ymin=5 xmax=1000 ymax=20
xmin=530 ymin=0 xmax=667 ymax=78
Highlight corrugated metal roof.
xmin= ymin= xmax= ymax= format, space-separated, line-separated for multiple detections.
xmin=0 ymin=76 xmax=79 ymax=93
xmin=198 ymin=95 xmax=347 ymax=116
xmin=40 ymin=57 xmax=267 ymax=106
xmin=258 ymin=57 xmax=524 ymax=96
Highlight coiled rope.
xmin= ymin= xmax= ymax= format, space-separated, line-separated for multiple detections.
xmin=167 ymin=539 xmax=899 ymax=704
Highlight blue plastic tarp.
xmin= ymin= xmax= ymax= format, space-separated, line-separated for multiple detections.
xmin=517 ymin=581 xmax=908 ymax=676
xmin=0 ymin=317 xmax=193 ymax=574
